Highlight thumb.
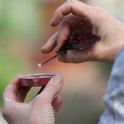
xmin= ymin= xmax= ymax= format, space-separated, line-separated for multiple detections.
xmin=35 ymin=75 xmax=63 ymax=104
xmin=42 ymin=75 xmax=63 ymax=101
xmin=29 ymin=75 xmax=63 ymax=124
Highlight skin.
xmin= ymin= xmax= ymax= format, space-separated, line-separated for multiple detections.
xmin=2 ymin=74 xmax=63 ymax=124
xmin=41 ymin=0 xmax=124 ymax=63
xmin=3 ymin=0 xmax=124 ymax=124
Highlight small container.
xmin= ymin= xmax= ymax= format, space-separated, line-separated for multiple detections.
xmin=20 ymin=73 xmax=55 ymax=87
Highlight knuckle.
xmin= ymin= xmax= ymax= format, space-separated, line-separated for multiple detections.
xmin=67 ymin=0 xmax=72 ymax=5
xmin=67 ymin=0 xmax=75 ymax=5
xmin=57 ymin=33 xmax=67 ymax=42
xmin=94 ymin=6 xmax=107 ymax=15
xmin=55 ymin=7 xmax=61 ymax=16
xmin=35 ymin=75 xmax=63 ymax=103
xmin=83 ymin=5 xmax=90 ymax=16
xmin=94 ymin=6 xmax=103 ymax=12
xmin=67 ymin=0 xmax=75 ymax=10
xmin=89 ymin=6 xmax=107 ymax=19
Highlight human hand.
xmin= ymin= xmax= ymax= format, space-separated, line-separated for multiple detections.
xmin=41 ymin=0 xmax=124 ymax=63
xmin=2 ymin=74 xmax=63 ymax=124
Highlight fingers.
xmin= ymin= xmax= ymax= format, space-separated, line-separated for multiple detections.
xmin=31 ymin=75 xmax=63 ymax=119
xmin=50 ymin=0 xmax=90 ymax=26
xmin=41 ymin=21 xmax=70 ymax=53
xmin=50 ymin=1 xmax=71 ymax=26
xmin=41 ymin=33 xmax=58 ymax=53
xmin=3 ymin=75 xmax=20 ymax=102
xmin=4 ymin=75 xmax=31 ymax=103
xmin=56 ymin=21 xmax=70 ymax=51
xmin=35 ymin=75 xmax=63 ymax=105
xmin=52 ymin=96 xmax=62 ymax=113
xmin=41 ymin=75 xmax=63 ymax=101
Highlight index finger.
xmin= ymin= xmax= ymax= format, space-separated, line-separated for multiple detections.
xmin=50 ymin=0 xmax=88 ymax=26
xmin=3 ymin=75 xmax=31 ymax=103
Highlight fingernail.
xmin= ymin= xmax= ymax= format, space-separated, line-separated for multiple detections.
xmin=50 ymin=75 xmax=62 ymax=85
xmin=50 ymin=76 xmax=57 ymax=82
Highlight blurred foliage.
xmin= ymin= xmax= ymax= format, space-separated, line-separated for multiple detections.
xmin=0 ymin=0 xmax=40 ymax=39
xmin=0 ymin=0 xmax=41 ymax=109
xmin=0 ymin=45 xmax=29 ymax=108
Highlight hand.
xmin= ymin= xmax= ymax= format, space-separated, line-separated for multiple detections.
xmin=41 ymin=0 xmax=124 ymax=63
xmin=2 ymin=74 xmax=63 ymax=124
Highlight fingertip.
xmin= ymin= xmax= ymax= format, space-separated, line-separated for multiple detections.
xmin=50 ymin=74 xmax=63 ymax=86
xmin=41 ymin=46 xmax=49 ymax=53
xmin=50 ymin=9 xmax=62 ymax=27
xmin=41 ymin=33 xmax=58 ymax=53
xmin=41 ymin=47 xmax=54 ymax=54
xmin=50 ymin=19 xmax=57 ymax=27
xmin=50 ymin=74 xmax=64 ymax=91
xmin=40 ymin=74 xmax=63 ymax=101
xmin=50 ymin=15 xmax=59 ymax=27
xmin=41 ymin=44 xmax=54 ymax=54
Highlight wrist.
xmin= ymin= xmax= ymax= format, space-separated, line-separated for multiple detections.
xmin=101 ymin=42 xmax=124 ymax=63
xmin=100 ymin=26 xmax=124 ymax=62
xmin=112 ymin=28 xmax=124 ymax=61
